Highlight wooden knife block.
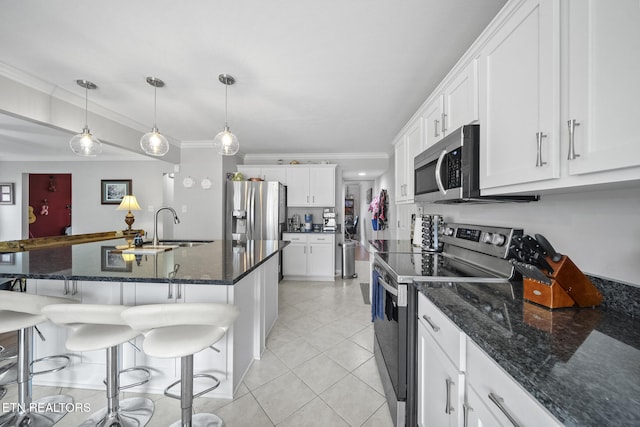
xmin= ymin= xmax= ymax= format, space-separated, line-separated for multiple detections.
xmin=523 ymin=255 xmax=602 ymax=309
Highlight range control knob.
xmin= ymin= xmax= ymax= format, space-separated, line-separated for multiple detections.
xmin=482 ymin=233 xmax=493 ymax=244
xmin=491 ymin=233 xmax=506 ymax=246
xmin=442 ymin=227 xmax=454 ymax=236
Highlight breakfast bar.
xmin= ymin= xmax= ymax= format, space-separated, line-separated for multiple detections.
xmin=0 ymin=239 xmax=287 ymax=399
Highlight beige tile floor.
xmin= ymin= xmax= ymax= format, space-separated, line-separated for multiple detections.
xmin=1 ymin=260 xmax=393 ymax=426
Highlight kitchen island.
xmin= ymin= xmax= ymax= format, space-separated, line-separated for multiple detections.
xmin=0 ymin=239 xmax=287 ymax=399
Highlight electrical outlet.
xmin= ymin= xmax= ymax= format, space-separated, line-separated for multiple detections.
xmin=181 ymin=205 xmax=187 ymax=213
xmin=148 ymin=205 xmax=154 ymax=212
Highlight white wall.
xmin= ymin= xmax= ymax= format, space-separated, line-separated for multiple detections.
xmin=0 ymin=160 xmax=170 ymax=241
xmin=415 ymin=186 xmax=640 ymax=285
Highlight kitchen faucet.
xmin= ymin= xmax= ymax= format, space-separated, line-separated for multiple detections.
xmin=153 ymin=207 xmax=180 ymax=246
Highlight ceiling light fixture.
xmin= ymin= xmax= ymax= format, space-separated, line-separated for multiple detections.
xmin=140 ymin=77 xmax=169 ymax=156
xmin=213 ymin=73 xmax=239 ymax=156
xmin=69 ymin=79 xmax=102 ymax=156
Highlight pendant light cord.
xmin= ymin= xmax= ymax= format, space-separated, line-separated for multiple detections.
xmin=224 ymin=83 xmax=229 ymax=128
xmin=84 ymin=85 xmax=89 ymax=129
xmin=153 ymin=84 xmax=158 ymax=129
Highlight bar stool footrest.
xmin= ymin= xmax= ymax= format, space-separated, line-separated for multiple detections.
xmin=101 ymin=366 xmax=152 ymax=391
xmin=31 ymin=354 xmax=71 ymax=376
xmin=78 ymin=397 xmax=154 ymax=427
xmin=164 ymin=373 xmax=221 ymax=400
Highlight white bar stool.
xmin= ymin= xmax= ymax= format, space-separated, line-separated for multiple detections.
xmin=0 ymin=290 xmax=77 ymax=427
xmin=122 ymin=303 xmax=240 ymax=427
xmin=42 ymin=304 xmax=155 ymax=427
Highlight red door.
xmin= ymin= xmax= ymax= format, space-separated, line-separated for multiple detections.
xmin=28 ymin=174 xmax=72 ymax=238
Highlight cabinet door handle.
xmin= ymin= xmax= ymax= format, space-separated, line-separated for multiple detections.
xmin=312 ymin=195 xmax=315 ymax=203
xmin=463 ymin=402 xmax=472 ymax=427
xmin=422 ymin=314 xmax=440 ymax=332
xmin=72 ymin=280 xmax=78 ymax=295
xmin=567 ymin=119 xmax=581 ymax=160
xmin=176 ymin=284 xmax=182 ymax=300
xmin=445 ymin=378 xmax=455 ymax=414
xmin=442 ymin=113 xmax=447 ymax=133
xmin=310 ymin=246 xmax=313 ymax=254
xmin=488 ymin=392 xmax=520 ymax=427
xmin=307 ymin=195 xmax=310 ymax=203
xmin=434 ymin=119 xmax=440 ymax=137
xmin=63 ymin=278 xmax=69 ymax=295
xmin=535 ymin=132 xmax=548 ymax=167
xmin=167 ymin=283 xmax=173 ymax=299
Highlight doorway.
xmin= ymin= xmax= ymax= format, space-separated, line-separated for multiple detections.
xmin=28 ymin=174 xmax=72 ymax=238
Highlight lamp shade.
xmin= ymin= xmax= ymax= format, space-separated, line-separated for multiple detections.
xmin=69 ymin=127 xmax=102 ymax=156
xmin=117 ymin=195 xmax=141 ymax=211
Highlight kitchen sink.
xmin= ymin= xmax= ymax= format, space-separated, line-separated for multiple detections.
xmin=122 ymin=245 xmax=179 ymax=254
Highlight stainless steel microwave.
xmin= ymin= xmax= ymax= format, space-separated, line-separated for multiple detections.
xmin=413 ymin=125 xmax=538 ymax=203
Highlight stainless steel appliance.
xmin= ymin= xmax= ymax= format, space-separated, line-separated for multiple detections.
xmin=226 ymin=181 xmax=286 ymax=241
xmin=322 ymin=208 xmax=336 ymax=232
xmin=370 ymin=222 xmax=523 ymax=426
xmin=414 ymin=124 xmax=538 ymax=203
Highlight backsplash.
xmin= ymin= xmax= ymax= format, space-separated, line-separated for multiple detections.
xmin=590 ymin=275 xmax=640 ymax=319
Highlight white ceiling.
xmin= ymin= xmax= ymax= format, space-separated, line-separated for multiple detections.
xmin=0 ymin=0 xmax=507 ymax=168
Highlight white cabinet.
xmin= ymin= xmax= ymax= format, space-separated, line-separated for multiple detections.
xmin=422 ymin=95 xmax=444 ymax=149
xmin=237 ymin=165 xmax=287 ymax=183
xmin=565 ymin=0 xmax=640 ymax=176
xmin=282 ymin=233 xmax=335 ymax=281
xmin=443 ymin=59 xmax=479 ymax=137
xmin=465 ymin=339 xmax=562 ymax=427
xmin=479 ymin=0 xmax=560 ymax=190
xmin=417 ymin=294 xmax=465 ymax=427
xmin=394 ymin=118 xmax=423 ymax=204
xmin=286 ymin=165 xmax=336 ymax=207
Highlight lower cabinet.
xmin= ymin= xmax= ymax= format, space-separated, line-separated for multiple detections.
xmin=417 ymin=293 xmax=562 ymax=427
xmin=282 ymin=233 xmax=335 ymax=281
xmin=417 ymin=293 xmax=465 ymax=427
xmin=417 ymin=318 xmax=464 ymax=427
xmin=465 ymin=340 xmax=562 ymax=427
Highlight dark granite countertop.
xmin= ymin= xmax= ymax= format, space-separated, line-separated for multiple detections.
xmin=0 ymin=239 xmax=287 ymax=285
xmin=283 ymin=231 xmax=337 ymax=235
xmin=413 ymin=280 xmax=640 ymax=426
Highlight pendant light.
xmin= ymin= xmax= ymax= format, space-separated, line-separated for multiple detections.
xmin=213 ymin=74 xmax=240 ymax=156
xmin=69 ymin=80 xmax=102 ymax=156
xmin=140 ymin=77 xmax=170 ymax=156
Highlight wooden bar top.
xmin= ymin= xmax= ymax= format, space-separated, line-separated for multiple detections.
xmin=0 ymin=230 xmax=144 ymax=252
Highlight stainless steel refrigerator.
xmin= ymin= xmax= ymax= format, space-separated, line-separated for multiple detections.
xmin=226 ymin=181 xmax=287 ymax=241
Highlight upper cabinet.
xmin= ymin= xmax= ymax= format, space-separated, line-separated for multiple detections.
xmin=478 ymin=0 xmax=640 ymax=195
xmin=479 ymin=0 xmax=560 ymax=190
xmin=395 ymin=118 xmax=423 ymax=204
xmin=565 ymin=0 xmax=640 ymax=176
xmin=286 ymin=165 xmax=336 ymax=207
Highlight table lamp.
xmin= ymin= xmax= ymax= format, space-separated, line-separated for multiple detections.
xmin=117 ymin=195 xmax=141 ymax=232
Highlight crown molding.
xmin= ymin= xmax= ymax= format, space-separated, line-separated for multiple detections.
xmin=243 ymin=152 xmax=389 ymax=162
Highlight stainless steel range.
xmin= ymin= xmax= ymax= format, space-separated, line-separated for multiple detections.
xmin=370 ymin=222 xmax=523 ymax=427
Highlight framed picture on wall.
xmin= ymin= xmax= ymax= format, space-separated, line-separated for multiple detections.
xmin=0 ymin=183 xmax=14 ymax=205
xmin=366 ymin=187 xmax=373 ymax=204
xmin=101 ymin=179 xmax=132 ymax=205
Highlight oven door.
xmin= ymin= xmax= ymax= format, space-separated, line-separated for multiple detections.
xmin=373 ymin=269 xmax=407 ymax=424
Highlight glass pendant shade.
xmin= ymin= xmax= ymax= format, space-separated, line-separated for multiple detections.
xmin=70 ymin=80 xmax=102 ymax=156
xmin=215 ymin=73 xmax=239 ymax=156
xmin=69 ymin=127 xmax=102 ymax=156
xmin=213 ymin=125 xmax=240 ymax=156
xmin=140 ymin=77 xmax=169 ymax=156
xmin=140 ymin=127 xmax=169 ymax=156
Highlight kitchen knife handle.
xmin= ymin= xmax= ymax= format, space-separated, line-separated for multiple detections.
xmin=567 ymin=119 xmax=581 ymax=160
xmin=535 ymin=132 xmax=548 ymax=167
xmin=488 ymin=392 xmax=521 ymax=427
xmin=534 ymin=233 xmax=562 ymax=262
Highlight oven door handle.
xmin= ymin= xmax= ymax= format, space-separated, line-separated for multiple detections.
xmin=377 ymin=276 xmax=398 ymax=297
xmin=435 ymin=149 xmax=447 ymax=195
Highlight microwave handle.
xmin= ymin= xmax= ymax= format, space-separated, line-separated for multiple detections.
xmin=435 ymin=149 xmax=447 ymax=195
